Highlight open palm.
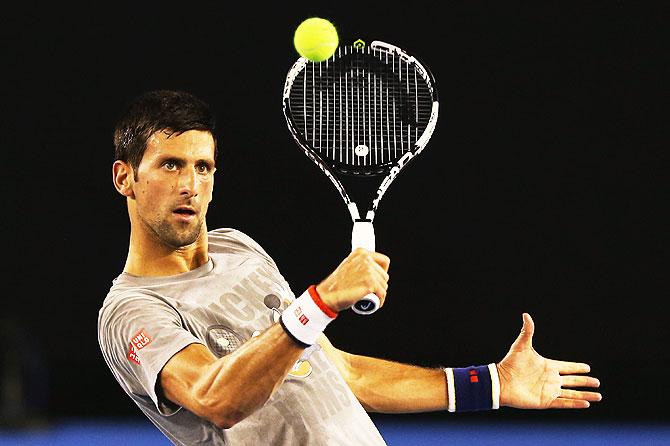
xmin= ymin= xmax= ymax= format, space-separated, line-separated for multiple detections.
xmin=496 ymin=313 xmax=602 ymax=409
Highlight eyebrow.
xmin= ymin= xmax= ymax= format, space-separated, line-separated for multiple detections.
xmin=156 ymin=155 xmax=215 ymax=166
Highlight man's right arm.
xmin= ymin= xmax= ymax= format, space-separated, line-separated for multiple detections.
xmin=159 ymin=323 xmax=304 ymax=429
xmin=159 ymin=248 xmax=391 ymax=429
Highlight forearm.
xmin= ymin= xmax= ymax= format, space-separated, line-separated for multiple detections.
xmin=193 ymin=324 xmax=304 ymax=427
xmin=340 ymin=352 xmax=447 ymax=413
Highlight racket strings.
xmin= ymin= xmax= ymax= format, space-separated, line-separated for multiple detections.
xmin=288 ymin=45 xmax=434 ymax=172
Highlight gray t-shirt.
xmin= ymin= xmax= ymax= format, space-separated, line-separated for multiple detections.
xmin=98 ymin=228 xmax=386 ymax=445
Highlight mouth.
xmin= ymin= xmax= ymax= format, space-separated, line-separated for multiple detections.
xmin=172 ymin=206 xmax=197 ymax=222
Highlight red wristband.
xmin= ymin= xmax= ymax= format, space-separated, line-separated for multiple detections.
xmin=308 ymin=285 xmax=338 ymax=318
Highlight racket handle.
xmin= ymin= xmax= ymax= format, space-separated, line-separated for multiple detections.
xmin=351 ymin=221 xmax=380 ymax=315
xmin=351 ymin=220 xmax=375 ymax=252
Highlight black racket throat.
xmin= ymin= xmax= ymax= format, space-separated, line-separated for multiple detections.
xmin=337 ymin=175 xmax=390 ymax=219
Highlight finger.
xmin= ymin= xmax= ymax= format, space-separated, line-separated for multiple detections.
xmin=371 ymin=261 xmax=390 ymax=283
xmin=360 ymin=276 xmax=388 ymax=302
xmin=369 ymin=276 xmax=388 ymax=299
xmin=549 ymin=398 xmax=591 ymax=409
xmin=372 ymin=282 xmax=387 ymax=307
xmin=510 ymin=313 xmax=534 ymax=350
xmin=550 ymin=360 xmax=592 ymax=375
xmin=358 ymin=257 xmax=388 ymax=287
xmin=375 ymin=274 xmax=389 ymax=300
xmin=370 ymin=251 xmax=391 ymax=272
xmin=350 ymin=250 xmax=389 ymax=279
xmin=561 ymin=375 xmax=600 ymax=388
xmin=560 ymin=389 xmax=602 ymax=402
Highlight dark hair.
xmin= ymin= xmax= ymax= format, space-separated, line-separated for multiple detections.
xmin=113 ymin=90 xmax=217 ymax=173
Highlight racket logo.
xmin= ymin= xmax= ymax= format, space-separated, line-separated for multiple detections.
xmin=354 ymin=145 xmax=369 ymax=157
xmin=356 ymin=301 xmax=373 ymax=311
xmin=377 ymin=151 xmax=414 ymax=198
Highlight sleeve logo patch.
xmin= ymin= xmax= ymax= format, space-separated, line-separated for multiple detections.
xmin=127 ymin=344 xmax=141 ymax=365
xmin=131 ymin=329 xmax=153 ymax=350
xmin=127 ymin=329 xmax=152 ymax=365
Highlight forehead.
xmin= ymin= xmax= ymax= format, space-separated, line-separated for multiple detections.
xmin=143 ymin=129 xmax=216 ymax=161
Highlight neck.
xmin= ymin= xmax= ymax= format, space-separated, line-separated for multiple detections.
xmin=124 ymin=225 xmax=209 ymax=277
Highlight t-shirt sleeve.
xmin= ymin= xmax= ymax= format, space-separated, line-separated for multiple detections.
xmin=98 ymin=291 xmax=204 ymax=416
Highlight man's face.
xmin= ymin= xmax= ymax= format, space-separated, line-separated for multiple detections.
xmin=131 ymin=129 xmax=216 ymax=248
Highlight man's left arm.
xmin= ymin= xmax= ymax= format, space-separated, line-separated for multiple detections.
xmin=319 ymin=334 xmax=447 ymax=412
xmin=319 ymin=313 xmax=602 ymax=413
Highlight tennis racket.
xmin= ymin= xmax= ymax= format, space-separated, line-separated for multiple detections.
xmin=282 ymin=40 xmax=439 ymax=315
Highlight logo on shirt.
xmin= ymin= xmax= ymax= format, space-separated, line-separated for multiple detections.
xmin=207 ymin=325 xmax=244 ymax=357
xmin=250 ymin=329 xmax=318 ymax=379
xmin=127 ymin=344 xmax=141 ymax=365
xmin=289 ymin=359 xmax=313 ymax=378
xmin=127 ymin=329 xmax=152 ymax=366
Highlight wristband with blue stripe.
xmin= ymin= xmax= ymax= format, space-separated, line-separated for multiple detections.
xmin=444 ymin=364 xmax=500 ymax=412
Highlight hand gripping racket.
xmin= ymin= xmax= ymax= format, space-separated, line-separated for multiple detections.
xmin=282 ymin=40 xmax=439 ymax=315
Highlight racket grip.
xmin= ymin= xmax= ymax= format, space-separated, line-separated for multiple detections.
xmin=351 ymin=221 xmax=375 ymax=252
xmin=351 ymin=221 xmax=379 ymax=315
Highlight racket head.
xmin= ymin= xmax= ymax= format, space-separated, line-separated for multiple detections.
xmin=283 ymin=40 xmax=439 ymax=190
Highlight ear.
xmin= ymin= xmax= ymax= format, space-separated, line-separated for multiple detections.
xmin=112 ymin=160 xmax=135 ymax=198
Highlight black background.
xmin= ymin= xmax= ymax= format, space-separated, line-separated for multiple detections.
xmin=3 ymin=1 xmax=666 ymax=427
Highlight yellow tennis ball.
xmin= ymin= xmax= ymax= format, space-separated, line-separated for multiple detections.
xmin=293 ymin=17 xmax=339 ymax=62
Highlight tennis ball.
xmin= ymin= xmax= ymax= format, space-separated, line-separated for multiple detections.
xmin=293 ymin=17 xmax=339 ymax=62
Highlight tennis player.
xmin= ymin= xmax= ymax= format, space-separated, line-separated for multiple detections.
xmin=98 ymin=90 xmax=602 ymax=445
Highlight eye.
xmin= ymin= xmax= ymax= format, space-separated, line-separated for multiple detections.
xmin=164 ymin=161 xmax=177 ymax=171
xmin=197 ymin=163 xmax=212 ymax=174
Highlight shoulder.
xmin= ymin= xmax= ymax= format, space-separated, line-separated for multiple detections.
xmin=207 ymin=228 xmax=275 ymax=265
xmin=98 ymin=289 xmax=177 ymax=332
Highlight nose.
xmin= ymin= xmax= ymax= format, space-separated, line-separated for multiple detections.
xmin=178 ymin=167 xmax=198 ymax=198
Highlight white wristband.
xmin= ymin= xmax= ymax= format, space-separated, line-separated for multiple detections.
xmin=280 ymin=286 xmax=337 ymax=346
xmin=489 ymin=363 xmax=501 ymax=410
xmin=445 ymin=367 xmax=456 ymax=412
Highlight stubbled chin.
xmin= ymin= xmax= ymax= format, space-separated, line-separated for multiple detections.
xmin=157 ymin=218 xmax=204 ymax=248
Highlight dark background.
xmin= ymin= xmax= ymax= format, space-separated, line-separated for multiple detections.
xmin=2 ymin=1 xmax=666 ymax=428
